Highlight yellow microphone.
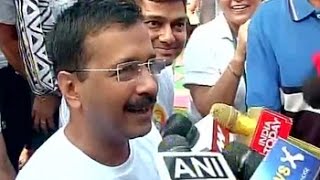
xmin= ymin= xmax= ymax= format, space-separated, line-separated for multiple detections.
xmin=210 ymin=103 xmax=257 ymax=137
xmin=211 ymin=103 xmax=293 ymax=156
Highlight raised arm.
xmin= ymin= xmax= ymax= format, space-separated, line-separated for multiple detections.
xmin=245 ymin=6 xmax=281 ymax=111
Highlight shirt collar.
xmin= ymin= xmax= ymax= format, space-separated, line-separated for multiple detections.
xmin=288 ymin=0 xmax=315 ymax=21
xmin=216 ymin=14 xmax=235 ymax=42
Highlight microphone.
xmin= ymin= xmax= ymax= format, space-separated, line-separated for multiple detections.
xmin=211 ymin=119 xmax=236 ymax=152
xmin=211 ymin=103 xmax=293 ymax=155
xmin=302 ymin=77 xmax=320 ymax=109
xmin=161 ymin=113 xmax=200 ymax=148
xmin=157 ymin=136 xmax=264 ymax=180
xmin=302 ymin=52 xmax=320 ymax=108
xmin=251 ymin=137 xmax=320 ymax=180
xmin=158 ymin=135 xmax=191 ymax=152
xmin=312 ymin=52 xmax=320 ymax=76
xmin=210 ymin=103 xmax=257 ymax=136
xmin=221 ymin=141 xmax=264 ymax=180
xmin=157 ymin=135 xmax=236 ymax=179
xmin=162 ymin=113 xmax=231 ymax=152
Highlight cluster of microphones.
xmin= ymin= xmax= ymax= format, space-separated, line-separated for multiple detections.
xmin=155 ymin=53 xmax=320 ymax=180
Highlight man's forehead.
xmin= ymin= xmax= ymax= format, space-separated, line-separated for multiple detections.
xmin=83 ymin=23 xmax=155 ymax=66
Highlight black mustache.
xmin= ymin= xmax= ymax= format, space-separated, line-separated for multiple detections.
xmin=126 ymin=95 xmax=157 ymax=109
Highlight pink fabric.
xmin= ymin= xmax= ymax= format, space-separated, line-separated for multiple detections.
xmin=312 ymin=52 xmax=320 ymax=76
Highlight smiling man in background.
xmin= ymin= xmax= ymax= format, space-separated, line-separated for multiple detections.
xmin=137 ymin=0 xmax=187 ymax=130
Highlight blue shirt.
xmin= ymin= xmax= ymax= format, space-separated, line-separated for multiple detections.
xmin=245 ymin=0 xmax=320 ymax=146
xmin=246 ymin=0 xmax=320 ymax=111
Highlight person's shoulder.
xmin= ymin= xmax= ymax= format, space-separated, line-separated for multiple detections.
xmin=254 ymin=0 xmax=286 ymax=18
xmin=188 ymin=19 xmax=218 ymax=42
xmin=261 ymin=0 xmax=283 ymax=7
xmin=157 ymin=66 xmax=174 ymax=90
xmin=249 ymin=0 xmax=287 ymax=32
xmin=192 ymin=17 xmax=222 ymax=36
xmin=131 ymin=133 xmax=158 ymax=154
xmin=189 ymin=14 xmax=232 ymax=46
xmin=16 ymin=129 xmax=72 ymax=179
xmin=130 ymin=137 xmax=160 ymax=177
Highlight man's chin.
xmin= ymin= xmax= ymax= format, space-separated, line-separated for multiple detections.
xmin=128 ymin=123 xmax=152 ymax=139
xmin=156 ymin=50 xmax=180 ymax=62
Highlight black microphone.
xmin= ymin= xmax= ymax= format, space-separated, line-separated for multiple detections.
xmin=161 ymin=113 xmax=200 ymax=148
xmin=302 ymin=77 xmax=320 ymax=109
xmin=303 ymin=51 xmax=320 ymax=108
xmin=221 ymin=142 xmax=264 ymax=180
xmin=158 ymin=134 xmax=191 ymax=152
xmin=157 ymin=135 xmax=236 ymax=179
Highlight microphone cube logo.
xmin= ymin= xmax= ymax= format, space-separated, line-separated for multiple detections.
xmin=157 ymin=152 xmax=236 ymax=180
xmin=280 ymin=146 xmax=304 ymax=170
xmin=250 ymin=109 xmax=292 ymax=156
xmin=251 ymin=138 xmax=320 ymax=180
xmin=212 ymin=121 xmax=235 ymax=152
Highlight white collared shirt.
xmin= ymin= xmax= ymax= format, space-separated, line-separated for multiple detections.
xmin=183 ymin=14 xmax=247 ymax=122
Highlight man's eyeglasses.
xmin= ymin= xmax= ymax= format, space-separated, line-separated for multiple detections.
xmin=70 ymin=58 xmax=166 ymax=82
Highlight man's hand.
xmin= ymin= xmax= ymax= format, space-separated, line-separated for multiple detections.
xmin=235 ymin=20 xmax=251 ymax=60
xmin=18 ymin=147 xmax=33 ymax=170
xmin=32 ymin=95 xmax=60 ymax=134
xmin=0 ymin=24 xmax=26 ymax=78
xmin=229 ymin=20 xmax=251 ymax=77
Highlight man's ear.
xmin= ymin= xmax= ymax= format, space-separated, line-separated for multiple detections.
xmin=57 ymin=71 xmax=81 ymax=109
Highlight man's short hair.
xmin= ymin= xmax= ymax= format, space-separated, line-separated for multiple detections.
xmin=47 ymin=0 xmax=142 ymax=76
xmin=136 ymin=0 xmax=187 ymax=8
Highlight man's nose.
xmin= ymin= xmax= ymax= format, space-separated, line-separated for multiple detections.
xmin=159 ymin=25 xmax=176 ymax=44
xmin=135 ymin=68 xmax=158 ymax=96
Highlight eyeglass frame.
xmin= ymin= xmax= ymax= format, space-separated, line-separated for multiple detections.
xmin=68 ymin=58 xmax=167 ymax=82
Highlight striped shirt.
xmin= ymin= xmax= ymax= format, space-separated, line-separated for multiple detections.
xmin=1 ymin=0 xmax=76 ymax=95
xmin=246 ymin=0 xmax=320 ymax=147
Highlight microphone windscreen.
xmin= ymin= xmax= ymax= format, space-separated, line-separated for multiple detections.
xmin=222 ymin=142 xmax=264 ymax=180
xmin=302 ymin=77 xmax=320 ymax=109
xmin=210 ymin=103 xmax=238 ymax=129
xmin=158 ymin=134 xmax=190 ymax=152
xmin=241 ymin=150 xmax=264 ymax=180
xmin=221 ymin=142 xmax=249 ymax=177
xmin=161 ymin=113 xmax=192 ymax=138
xmin=186 ymin=126 xmax=200 ymax=148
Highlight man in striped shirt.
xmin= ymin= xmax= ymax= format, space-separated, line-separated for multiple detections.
xmin=0 ymin=0 xmax=76 ymax=171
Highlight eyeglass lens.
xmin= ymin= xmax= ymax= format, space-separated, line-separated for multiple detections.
xmin=117 ymin=59 xmax=166 ymax=81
